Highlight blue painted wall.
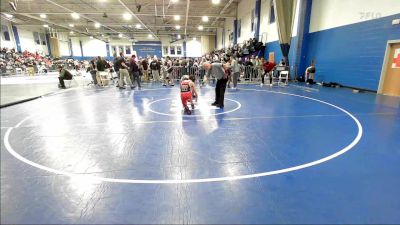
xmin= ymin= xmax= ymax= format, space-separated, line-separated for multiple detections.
xmin=105 ymin=42 xmax=111 ymax=60
xmin=62 ymin=56 xmax=96 ymax=61
xmin=254 ymin=0 xmax=261 ymax=40
xmin=264 ymin=36 xmax=298 ymax=73
xmin=264 ymin=13 xmax=400 ymax=91
xmin=45 ymin=33 xmax=51 ymax=56
xmin=303 ymin=14 xmax=400 ymax=91
xmin=133 ymin=41 xmax=162 ymax=58
xmin=11 ymin=26 xmax=21 ymax=53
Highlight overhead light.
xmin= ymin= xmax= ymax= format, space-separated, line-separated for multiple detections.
xmin=198 ymin=25 xmax=204 ymax=30
xmin=69 ymin=24 xmax=74 ymax=27
xmin=174 ymin=15 xmax=180 ymax=21
xmin=101 ymin=34 xmax=105 ymax=37
xmin=70 ymin=31 xmax=74 ymax=35
xmin=118 ymin=33 xmax=123 ymax=38
xmin=40 ymin=14 xmax=47 ymax=19
xmin=171 ymin=0 xmax=179 ymax=2
xmin=90 ymin=36 xmax=94 ymax=39
xmin=71 ymin=13 xmax=80 ymax=19
xmin=94 ymin=22 xmax=101 ymax=28
xmin=175 ymin=25 xmax=181 ymax=30
xmin=135 ymin=24 xmax=141 ymax=29
xmin=4 ymin=13 xmax=13 ymax=18
xmin=202 ymin=16 xmax=209 ymax=22
xmin=212 ymin=0 xmax=220 ymax=4
xmin=193 ymin=37 xmax=197 ymax=41
xmin=43 ymin=24 xmax=49 ymax=28
xmin=177 ymin=34 xmax=181 ymax=39
xmin=148 ymin=34 xmax=154 ymax=39
xmin=123 ymin=13 xmax=132 ymax=20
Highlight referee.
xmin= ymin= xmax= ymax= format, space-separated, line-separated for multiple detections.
xmin=203 ymin=58 xmax=231 ymax=108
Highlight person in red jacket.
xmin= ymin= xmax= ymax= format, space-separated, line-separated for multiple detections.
xmin=180 ymin=75 xmax=198 ymax=115
xmin=262 ymin=60 xmax=276 ymax=86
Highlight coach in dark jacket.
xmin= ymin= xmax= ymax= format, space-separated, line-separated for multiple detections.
xmin=129 ymin=55 xmax=141 ymax=89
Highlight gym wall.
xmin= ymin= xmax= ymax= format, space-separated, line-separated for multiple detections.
xmin=302 ymin=0 xmax=400 ymax=91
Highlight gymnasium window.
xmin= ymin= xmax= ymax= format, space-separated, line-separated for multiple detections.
xmin=269 ymin=0 xmax=275 ymax=24
xmin=112 ymin=46 xmax=117 ymax=56
xmin=39 ymin=33 xmax=46 ymax=45
xmin=125 ymin=46 xmax=131 ymax=55
xmin=177 ymin=46 xmax=182 ymax=55
xmin=33 ymin=32 xmax=40 ymax=45
xmin=170 ymin=46 xmax=175 ymax=55
xmin=1 ymin=25 xmax=11 ymax=41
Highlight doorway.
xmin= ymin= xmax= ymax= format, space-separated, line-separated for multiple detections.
xmin=378 ymin=40 xmax=400 ymax=97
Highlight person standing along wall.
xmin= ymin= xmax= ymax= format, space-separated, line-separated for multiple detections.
xmin=230 ymin=56 xmax=240 ymax=89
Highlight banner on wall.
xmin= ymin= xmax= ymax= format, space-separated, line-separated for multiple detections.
xmin=133 ymin=42 xmax=162 ymax=58
xmin=392 ymin=48 xmax=400 ymax=69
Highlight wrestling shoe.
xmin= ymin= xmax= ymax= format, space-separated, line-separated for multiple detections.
xmin=184 ymin=107 xmax=191 ymax=115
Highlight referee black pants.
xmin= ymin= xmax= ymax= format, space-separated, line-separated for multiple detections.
xmin=215 ymin=77 xmax=228 ymax=106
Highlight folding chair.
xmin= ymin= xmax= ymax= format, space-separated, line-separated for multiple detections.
xmin=98 ymin=72 xmax=111 ymax=86
xmin=279 ymin=71 xmax=289 ymax=86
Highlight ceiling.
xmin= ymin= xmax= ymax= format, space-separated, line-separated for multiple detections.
xmin=0 ymin=0 xmax=238 ymax=42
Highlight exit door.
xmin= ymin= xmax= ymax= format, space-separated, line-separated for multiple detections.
xmin=379 ymin=42 xmax=400 ymax=97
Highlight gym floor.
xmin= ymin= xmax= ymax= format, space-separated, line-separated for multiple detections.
xmin=1 ymin=83 xmax=400 ymax=224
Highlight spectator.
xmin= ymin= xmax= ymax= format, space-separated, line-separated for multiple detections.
xmin=150 ymin=58 xmax=161 ymax=82
xmin=58 ymin=65 xmax=73 ymax=89
xmin=230 ymin=56 xmax=240 ymax=89
xmin=118 ymin=53 xmax=133 ymax=90
xmin=305 ymin=61 xmax=316 ymax=84
xmin=89 ymin=58 xmax=97 ymax=85
xmin=163 ymin=56 xmax=174 ymax=86
xmin=113 ymin=53 xmax=121 ymax=87
xmin=96 ymin=56 xmax=107 ymax=85
xmin=262 ymin=60 xmax=276 ymax=86
xmin=141 ymin=58 xmax=149 ymax=82
xmin=129 ymin=55 xmax=141 ymax=90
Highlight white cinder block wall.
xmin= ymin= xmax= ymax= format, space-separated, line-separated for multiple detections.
xmin=160 ymin=36 xmax=185 ymax=57
xmin=70 ymin=37 xmax=82 ymax=57
xmin=18 ymin=27 xmax=49 ymax=55
xmin=222 ymin=0 xmax=300 ymax=49
xmin=237 ymin=0 xmax=256 ymax=44
xmin=310 ymin=0 xmax=400 ymax=33
xmin=223 ymin=17 xmax=235 ymax=48
xmin=80 ymin=37 xmax=107 ymax=57
xmin=0 ymin=20 xmax=16 ymax=49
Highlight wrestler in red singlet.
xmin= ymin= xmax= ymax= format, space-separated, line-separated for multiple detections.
xmin=180 ymin=75 xmax=198 ymax=115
